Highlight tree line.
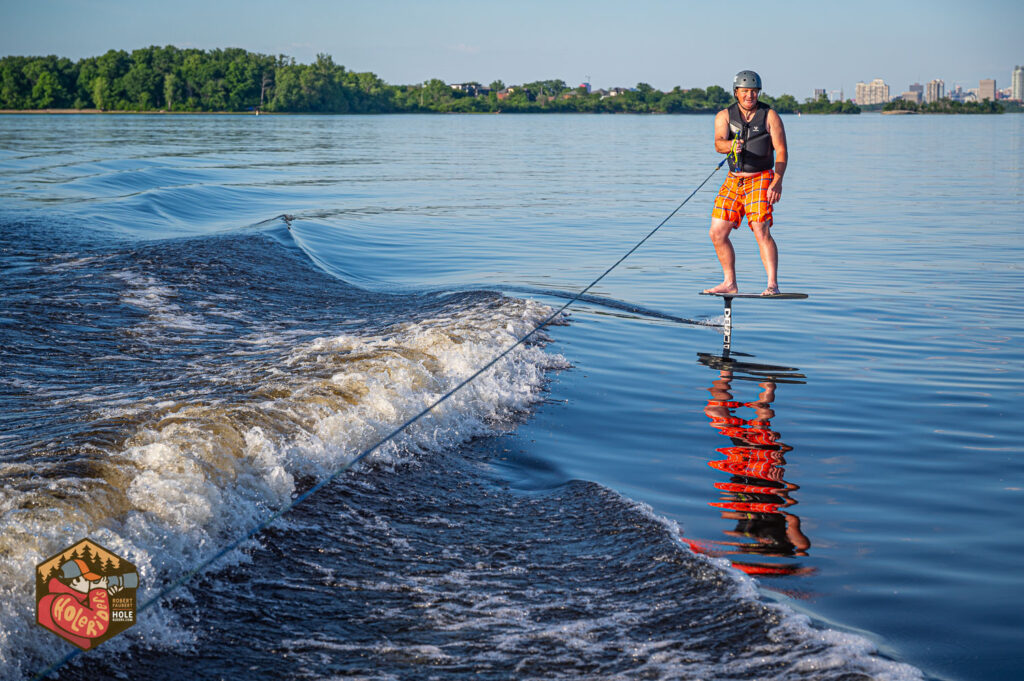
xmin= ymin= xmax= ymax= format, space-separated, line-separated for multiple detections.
xmin=1 ymin=46 xmax=860 ymax=114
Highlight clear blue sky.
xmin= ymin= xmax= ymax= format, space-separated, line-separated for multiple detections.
xmin=2 ymin=0 xmax=1020 ymax=98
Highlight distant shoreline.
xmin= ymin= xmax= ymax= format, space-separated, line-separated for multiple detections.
xmin=0 ymin=109 xmax=757 ymax=116
xmin=0 ymin=109 xmax=888 ymax=116
xmin=2 ymin=108 xmax=1015 ymax=117
xmin=0 ymin=109 xmax=266 ymax=115
xmin=0 ymin=110 xmax=720 ymax=118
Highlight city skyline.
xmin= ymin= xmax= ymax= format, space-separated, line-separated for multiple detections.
xmin=856 ymin=71 xmax=1015 ymax=104
xmin=1 ymin=0 xmax=1020 ymax=100
xmin=855 ymin=72 xmax=1020 ymax=105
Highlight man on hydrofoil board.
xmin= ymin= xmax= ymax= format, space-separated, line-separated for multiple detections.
xmin=703 ymin=71 xmax=789 ymax=297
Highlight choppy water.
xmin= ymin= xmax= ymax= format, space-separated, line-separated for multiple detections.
xmin=2 ymin=112 xmax=1022 ymax=681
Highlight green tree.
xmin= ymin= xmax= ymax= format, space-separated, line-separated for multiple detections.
xmin=200 ymin=76 xmax=228 ymax=110
xmin=21 ymin=58 xmax=71 ymax=108
xmin=91 ymin=76 xmax=111 ymax=110
xmin=164 ymin=72 xmax=179 ymax=110
xmin=268 ymin=63 xmax=303 ymax=111
xmin=224 ymin=49 xmax=262 ymax=110
xmin=259 ymin=70 xmax=273 ymax=109
xmin=179 ymin=52 xmax=206 ymax=106
xmin=680 ymin=87 xmax=713 ymax=111
xmin=74 ymin=56 xmax=98 ymax=107
xmin=94 ymin=49 xmax=131 ymax=109
xmin=1 ymin=46 xmax=871 ymax=116
xmin=0 ymin=57 xmax=30 ymax=108
xmin=634 ymin=82 xmax=662 ymax=107
xmin=772 ymin=93 xmax=799 ymax=113
xmin=123 ymin=47 xmax=163 ymax=109
xmin=522 ymin=79 xmax=567 ymax=99
xmin=705 ymin=85 xmax=731 ymax=109
xmin=345 ymin=70 xmax=392 ymax=112
xmin=31 ymin=70 xmax=64 ymax=107
xmin=295 ymin=53 xmax=348 ymax=112
xmin=421 ymin=78 xmax=452 ymax=109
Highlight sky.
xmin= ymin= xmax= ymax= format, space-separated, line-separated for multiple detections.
xmin=1 ymin=0 xmax=1021 ymax=99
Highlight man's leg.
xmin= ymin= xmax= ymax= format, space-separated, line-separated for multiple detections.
xmin=703 ymin=218 xmax=739 ymax=294
xmin=750 ymin=221 xmax=779 ymax=295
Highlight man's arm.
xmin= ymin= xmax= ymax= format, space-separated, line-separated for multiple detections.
xmin=714 ymin=110 xmax=735 ymax=154
xmin=766 ymin=110 xmax=787 ymax=203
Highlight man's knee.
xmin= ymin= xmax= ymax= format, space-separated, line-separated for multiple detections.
xmin=709 ymin=220 xmax=735 ymax=243
xmin=750 ymin=222 xmax=773 ymax=241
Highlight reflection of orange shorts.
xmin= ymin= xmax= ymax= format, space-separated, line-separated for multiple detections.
xmin=712 ymin=170 xmax=774 ymax=228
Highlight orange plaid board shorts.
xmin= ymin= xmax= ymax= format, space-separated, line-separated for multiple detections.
xmin=712 ymin=170 xmax=774 ymax=228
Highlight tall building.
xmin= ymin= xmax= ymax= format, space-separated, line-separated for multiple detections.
xmin=855 ymin=78 xmax=890 ymax=105
xmin=813 ymin=88 xmax=826 ymax=99
xmin=926 ymin=79 xmax=945 ymax=104
xmin=909 ymin=83 xmax=923 ymax=94
xmin=900 ymin=90 xmax=922 ymax=104
xmin=1012 ymin=66 xmax=1024 ymax=102
xmin=979 ymin=78 xmax=997 ymax=101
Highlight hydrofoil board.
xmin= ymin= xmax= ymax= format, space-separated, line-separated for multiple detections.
xmin=700 ymin=292 xmax=808 ymax=300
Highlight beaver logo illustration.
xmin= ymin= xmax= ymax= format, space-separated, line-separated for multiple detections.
xmin=36 ymin=538 xmax=139 ymax=650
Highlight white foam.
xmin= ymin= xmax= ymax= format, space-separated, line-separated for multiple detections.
xmin=705 ymin=313 xmax=728 ymax=331
xmin=608 ymin=486 xmax=925 ymax=681
xmin=0 ymin=295 xmax=565 ymax=677
xmin=112 ymin=269 xmax=233 ymax=334
xmin=41 ymin=254 xmax=113 ymax=272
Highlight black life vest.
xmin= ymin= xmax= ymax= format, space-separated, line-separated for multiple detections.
xmin=727 ymin=101 xmax=774 ymax=173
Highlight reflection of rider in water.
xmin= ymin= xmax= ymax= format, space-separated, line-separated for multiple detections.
xmin=688 ymin=369 xmax=812 ymax=576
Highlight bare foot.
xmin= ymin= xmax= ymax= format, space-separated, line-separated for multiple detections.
xmin=760 ymin=285 xmax=780 ymax=296
xmin=703 ymin=282 xmax=738 ymax=294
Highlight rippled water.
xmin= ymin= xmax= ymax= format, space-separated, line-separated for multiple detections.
xmin=2 ymin=113 xmax=1022 ymax=681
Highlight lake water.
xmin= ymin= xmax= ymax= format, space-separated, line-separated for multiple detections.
xmin=1 ymin=112 xmax=1022 ymax=681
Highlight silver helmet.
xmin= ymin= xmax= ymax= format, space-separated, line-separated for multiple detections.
xmin=733 ymin=70 xmax=762 ymax=90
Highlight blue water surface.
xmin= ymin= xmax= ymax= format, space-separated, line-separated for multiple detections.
xmin=1 ymin=112 xmax=1022 ymax=681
